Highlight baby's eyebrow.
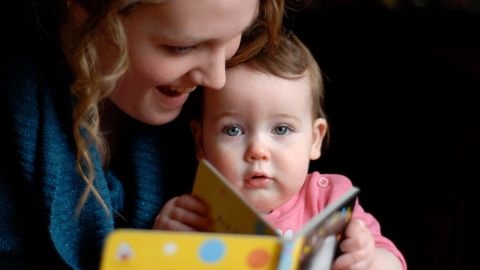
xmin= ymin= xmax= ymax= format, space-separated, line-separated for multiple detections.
xmin=273 ymin=113 xmax=301 ymax=121
xmin=212 ymin=112 xmax=240 ymax=122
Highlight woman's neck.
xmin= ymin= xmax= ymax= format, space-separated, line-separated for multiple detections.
xmin=99 ymin=99 xmax=129 ymax=165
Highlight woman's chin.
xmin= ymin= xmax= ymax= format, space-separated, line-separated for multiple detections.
xmin=145 ymin=109 xmax=182 ymax=126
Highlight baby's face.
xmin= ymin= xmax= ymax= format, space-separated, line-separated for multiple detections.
xmin=193 ymin=64 xmax=326 ymax=213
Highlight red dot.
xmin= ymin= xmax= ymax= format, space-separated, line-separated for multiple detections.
xmin=247 ymin=248 xmax=270 ymax=268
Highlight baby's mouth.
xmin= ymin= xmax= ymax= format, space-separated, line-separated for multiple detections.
xmin=244 ymin=172 xmax=272 ymax=188
xmin=157 ymin=86 xmax=198 ymax=97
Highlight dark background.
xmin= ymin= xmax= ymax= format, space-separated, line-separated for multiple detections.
xmin=4 ymin=1 xmax=479 ymax=269
xmin=290 ymin=1 xmax=480 ymax=269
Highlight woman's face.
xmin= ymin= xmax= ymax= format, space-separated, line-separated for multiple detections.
xmin=109 ymin=0 xmax=259 ymax=125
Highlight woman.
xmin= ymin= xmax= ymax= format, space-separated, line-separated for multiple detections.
xmin=0 ymin=0 xmax=288 ymax=268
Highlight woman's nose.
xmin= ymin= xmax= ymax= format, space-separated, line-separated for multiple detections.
xmin=192 ymin=49 xmax=227 ymax=90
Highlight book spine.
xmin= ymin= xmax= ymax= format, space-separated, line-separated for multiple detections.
xmin=276 ymin=239 xmax=304 ymax=270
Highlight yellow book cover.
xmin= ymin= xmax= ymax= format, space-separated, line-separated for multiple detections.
xmin=100 ymin=159 xmax=359 ymax=270
xmin=192 ymin=159 xmax=277 ymax=235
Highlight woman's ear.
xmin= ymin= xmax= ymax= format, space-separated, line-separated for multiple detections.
xmin=190 ymin=120 xmax=206 ymax=160
xmin=66 ymin=0 xmax=89 ymax=25
xmin=310 ymin=118 xmax=328 ymax=160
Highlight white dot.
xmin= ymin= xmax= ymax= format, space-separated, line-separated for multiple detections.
xmin=116 ymin=242 xmax=133 ymax=261
xmin=163 ymin=242 xmax=178 ymax=255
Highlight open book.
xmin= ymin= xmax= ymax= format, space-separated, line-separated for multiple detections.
xmin=100 ymin=159 xmax=359 ymax=270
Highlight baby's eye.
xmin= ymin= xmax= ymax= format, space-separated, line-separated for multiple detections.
xmin=273 ymin=125 xmax=292 ymax=136
xmin=222 ymin=125 xmax=243 ymax=137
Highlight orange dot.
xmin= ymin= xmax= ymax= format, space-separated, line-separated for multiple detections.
xmin=247 ymin=248 xmax=270 ymax=268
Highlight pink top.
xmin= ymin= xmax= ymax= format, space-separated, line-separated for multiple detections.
xmin=264 ymin=172 xmax=407 ymax=270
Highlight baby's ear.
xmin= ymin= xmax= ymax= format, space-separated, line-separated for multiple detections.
xmin=190 ymin=120 xmax=205 ymax=159
xmin=310 ymin=118 xmax=328 ymax=160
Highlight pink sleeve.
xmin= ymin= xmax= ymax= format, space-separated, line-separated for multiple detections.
xmin=351 ymin=197 xmax=408 ymax=270
xmin=322 ymin=174 xmax=407 ymax=270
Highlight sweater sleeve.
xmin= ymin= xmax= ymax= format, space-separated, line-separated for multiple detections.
xmin=352 ymin=200 xmax=408 ymax=270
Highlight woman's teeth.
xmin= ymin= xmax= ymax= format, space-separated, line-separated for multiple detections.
xmin=176 ymin=86 xmax=198 ymax=94
xmin=158 ymin=86 xmax=198 ymax=97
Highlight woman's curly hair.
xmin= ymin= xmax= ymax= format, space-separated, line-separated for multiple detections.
xmin=40 ymin=0 xmax=287 ymax=215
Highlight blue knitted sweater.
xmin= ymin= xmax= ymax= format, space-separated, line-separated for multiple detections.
xmin=0 ymin=46 xmax=196 ymax=269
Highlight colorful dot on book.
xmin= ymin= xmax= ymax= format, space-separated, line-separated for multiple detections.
xmin=198 ymin=239 xmax=225 ymax=263
xmin=115 ymin=242 xmax=133 ymax=261
xmin=163 ymin=242 xmax=178 ymax=255
xmin=247 ymin=248 xmax=270 ymax=268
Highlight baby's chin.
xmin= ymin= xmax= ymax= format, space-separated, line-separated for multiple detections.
xmin=241 ymin=190 xmax=284 ymax=213
xmin=250 ymin=199 xmax=279 ymax=214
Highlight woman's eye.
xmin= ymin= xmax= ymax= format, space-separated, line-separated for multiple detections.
xmin=168 ymin=45 xmax=196 ymax=54
xmin=273 ymin=125 xmax=291 ymax=136
xmin=223 ymin=125 xmax=243 ymax=136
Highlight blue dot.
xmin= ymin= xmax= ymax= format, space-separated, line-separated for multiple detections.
xmin=198 ymin=239 xmax=225 ymax=263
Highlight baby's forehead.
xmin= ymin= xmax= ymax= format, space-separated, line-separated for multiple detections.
xmin=205 ymin=74 xmax=311 ymax=106
xmin=227 ymin=63 xmax=307 ymax=82
xmin=216 ymin=64 xmax=310 ymax=96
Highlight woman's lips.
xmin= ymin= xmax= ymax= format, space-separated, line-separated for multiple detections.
xmin=154 ymin=86 xmax=197 ymax=110
xmin=157 ymin=86 xmax=198 ymax=97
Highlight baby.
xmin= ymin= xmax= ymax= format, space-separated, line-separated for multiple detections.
xmin=155 ymin=34 xmax=407 ymax=270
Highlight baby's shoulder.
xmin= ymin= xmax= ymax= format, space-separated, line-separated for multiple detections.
xmin=309 ymin=171 xmax=353 ymax=189
xmin=306 ymin=172 xmax=354 ymax=203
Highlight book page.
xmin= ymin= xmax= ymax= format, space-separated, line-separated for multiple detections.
xmin=294 ymin=187 xmax=359 ymax=269
xmin=100 ymin=229 xmax=282 ymax=270
xmin=192 ymin=159 xmax=277 ymax=236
